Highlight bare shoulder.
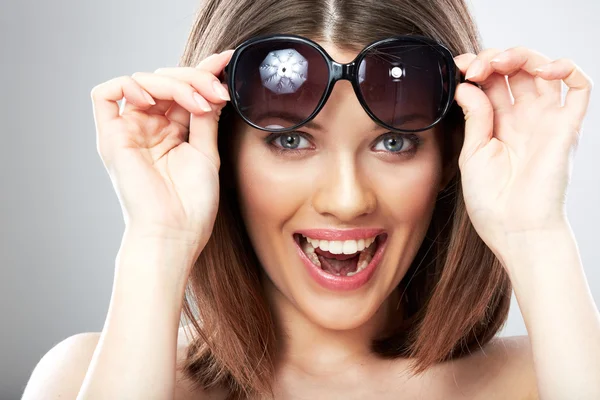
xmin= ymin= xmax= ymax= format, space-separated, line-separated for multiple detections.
xmin=22 ymin=327 xmax=225 ymax=400
xmin=22 ymin=332 xmax=102 ymax=399
xmin=449 ymin=335 xmax=539 ymax=400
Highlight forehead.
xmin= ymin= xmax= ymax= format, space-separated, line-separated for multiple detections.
xmin=314 ymin=40 xmax=361 ymax=64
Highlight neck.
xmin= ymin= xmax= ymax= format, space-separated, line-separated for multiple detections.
xmin=263 ymin=277 xmax=403 ymax=376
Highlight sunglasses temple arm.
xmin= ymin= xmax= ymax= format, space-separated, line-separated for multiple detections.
xmin=218 ymin=63 xmax=230 ymax=83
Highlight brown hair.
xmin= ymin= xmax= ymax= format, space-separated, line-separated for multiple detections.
xmin=177 ymin=1 xmax=511 ymax=398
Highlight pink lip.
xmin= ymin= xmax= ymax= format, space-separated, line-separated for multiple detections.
xmin=293 ymin=233 xmax=388 ymax=291
xmin=294 ymin=228 xmax=385 ymax=241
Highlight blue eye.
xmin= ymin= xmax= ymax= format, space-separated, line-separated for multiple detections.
xmin=271 ymin=133 xmax=311 ymax=151
xmin=373 ymin=133 xmax=418 ymax=154
xmin=264 ymin=131 xmax=421 ymax=158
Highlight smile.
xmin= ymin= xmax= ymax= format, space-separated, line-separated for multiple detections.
xmin=293 ymin=230 xmax=388 ymax=291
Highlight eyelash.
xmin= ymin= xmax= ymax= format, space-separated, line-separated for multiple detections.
xmin=264 ymin=132 xmax=422 ymax=158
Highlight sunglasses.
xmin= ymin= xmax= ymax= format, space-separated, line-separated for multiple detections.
xmin=222 ymin=34 xmax=466 ymax=134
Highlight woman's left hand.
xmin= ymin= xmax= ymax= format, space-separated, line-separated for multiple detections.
xmin=453 ymin=47 xmax=593 ymax=265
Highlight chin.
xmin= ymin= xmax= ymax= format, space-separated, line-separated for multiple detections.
xmin=296 ymin=293 xmax=388 ymax=331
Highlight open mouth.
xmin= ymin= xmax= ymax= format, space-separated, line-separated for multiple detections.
xmin=293 ymin=233 xmax=387 ymax=278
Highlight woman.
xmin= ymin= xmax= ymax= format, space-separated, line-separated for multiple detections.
xmin=23 ymin=0 xmax=598 ymax=399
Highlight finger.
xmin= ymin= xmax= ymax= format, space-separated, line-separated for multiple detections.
xmin=90 ymin=75 xmax=155 ymax=131
xmin=163 ymin=91 xmax=226 ymax=128
xmin=164 ymin=102 xmax=192 ymax=129
xmin=187 ymin=84 xmax=229 ymax=166
xmin=154 ymin=67 xmax=230 ymax=105
xmin=126 ymin=72 xmax=214 ymax=117
xmin=163 ymin=97 xmax=225 ymax=132
xmin=193 ymin=49 xmax=235 ymax=76
xmin=174 ymin=51 xmax=234 ymax=159
xmin=535 ymin=58 xmax=594 ymax=122
xmin=152 ymin=64 xmax=232 ymax=129
xmin=457 ymin=49 xmax=514 ymax=114
xmin=454 ymin=53 xmax=477 ymax=77
xmin=489 ymin=47 xmax=561 ymax=105
xmin=453 ymin=81 xmax=495 ymax=167
xmin=128 ymin=50 xmax=233 ymax=124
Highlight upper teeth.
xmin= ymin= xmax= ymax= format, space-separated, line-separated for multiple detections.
xmin=301 ymin=235 xmax=377 ymax=255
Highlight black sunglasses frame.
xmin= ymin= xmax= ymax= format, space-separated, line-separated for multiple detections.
xmin=222 ymin=33 xmax=467 ymax=134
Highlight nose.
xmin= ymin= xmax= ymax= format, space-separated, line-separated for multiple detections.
xmin=311 ymin=154 xmax=377 ymax=222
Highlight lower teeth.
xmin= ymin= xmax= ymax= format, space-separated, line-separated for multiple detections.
xmin=299 ymin=236 xmax=376 ymax=277
xmin=346 ymin=256 xmax=372 ymax=276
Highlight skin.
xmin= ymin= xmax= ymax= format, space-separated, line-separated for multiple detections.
xmin=232 ymin=41 xmax=441 ymax=358
xmin=159 ymin=40 xmax=595 ymax=399
xmin=24 ymin=32 xmax=596 ymax=398
xmin=225 ymin=42 xmax=513 ymax=398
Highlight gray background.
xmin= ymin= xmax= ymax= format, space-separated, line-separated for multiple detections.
xmin=1 ymin=0 xmax=599 ymax=398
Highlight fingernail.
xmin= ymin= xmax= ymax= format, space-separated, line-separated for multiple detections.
xmin=534 ymin=63 xmax=552 ymax=74
xmin=193 ymin=92 xmax=212 ymax=112
xmin=490 ymin=52 xmax=510 ymax=64
xmin=197 ymin=53 xmax=218 ymax=67
xmin=141 ymin=89 xmax=156 ymax=105
xmin=213 ymin=80 xmax=230 ymax=101
xmin=465 ymin=59 xmax=483 ymax=80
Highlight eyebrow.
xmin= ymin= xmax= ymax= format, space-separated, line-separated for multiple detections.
xmin=254 ymin=111 xmax=324 ymax=130
xmin=255 ymin=111 xmax=430 ymax=132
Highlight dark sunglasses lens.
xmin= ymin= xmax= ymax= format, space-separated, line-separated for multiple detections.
xmin=357 ymin=41 xmax=451 ymax=131
xmin=233 ymin=40 xmax=329 ymax=130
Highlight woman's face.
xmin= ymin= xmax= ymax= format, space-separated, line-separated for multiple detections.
xmin=230 ymin=41 xmax=446 ymax=331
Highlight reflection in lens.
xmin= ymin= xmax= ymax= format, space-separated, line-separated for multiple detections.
xmin=358 ymin=59 xmax=366 ymax=84
xmin=259 ymin=49 xmax=308 ymax=94
xmin=234 ymin=41 xmax=329 ymax=130
xmin=358 ymin=42 xmax=448 ymax=131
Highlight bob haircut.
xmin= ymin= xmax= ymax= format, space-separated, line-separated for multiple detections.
xmin=177 ymin=0 xmax=511 ymax=398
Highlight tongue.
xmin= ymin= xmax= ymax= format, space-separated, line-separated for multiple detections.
xmin=316 ymin=253 xmax=360 ymax=276
xmin=314 ymin=247 xmax=357 ymax=260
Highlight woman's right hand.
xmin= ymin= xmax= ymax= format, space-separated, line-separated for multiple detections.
xmin=90 ymin=50 xmax=234 ymax=254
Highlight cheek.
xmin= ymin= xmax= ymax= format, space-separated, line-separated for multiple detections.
xmin=235 ymin=149 xmax=308 ymax=227
xmin=233 ymin=142 xmax=313 ymax=292
xmin=233 ymin=137 xmax=314 ymax=268
xmin=368 ymin=155 xmax=443 ymax=223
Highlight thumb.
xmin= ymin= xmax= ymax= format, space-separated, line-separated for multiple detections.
xmin=188 ymin=96 xmax=228 ymax=168
xmin=187 ymin=50 xmax=234 ymax=168
xmin=454 ymin=82 xmax=495 ymax=166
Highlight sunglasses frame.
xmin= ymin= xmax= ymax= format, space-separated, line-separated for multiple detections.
xmin=222 ymin=33 xmax=466 ymax=134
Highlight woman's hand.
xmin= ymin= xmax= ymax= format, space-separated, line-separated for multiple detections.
xmin=90 ymin=50 xmax=234 ymax=254
xmin=452 ymin=47 xmax=593 ymax=264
